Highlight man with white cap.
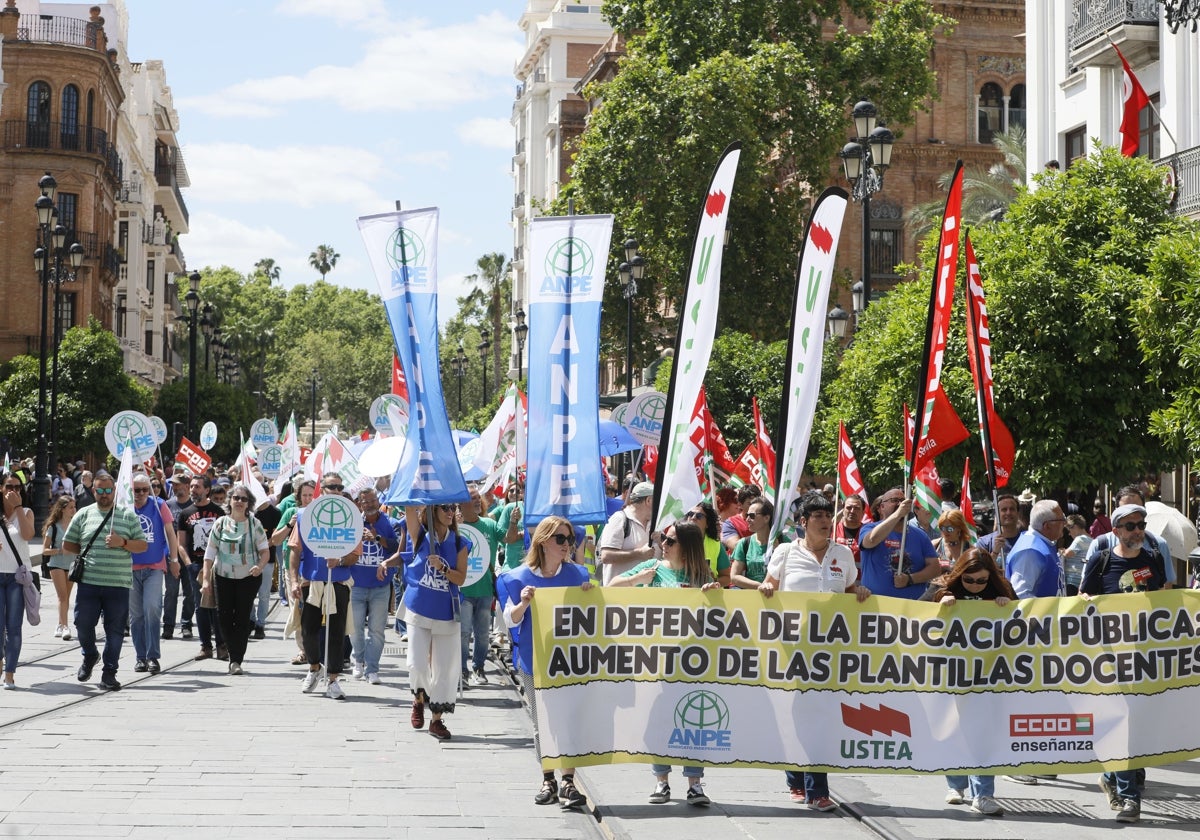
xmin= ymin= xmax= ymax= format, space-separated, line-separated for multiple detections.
xmin=598 ymin=481 xmax=661 ymax=585
xmin=1084 ymin=485 xmax=1175 ymax=589
xmin=1079 ymin=502 xmax=1166 ymax=824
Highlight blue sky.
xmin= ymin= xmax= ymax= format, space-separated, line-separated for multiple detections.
xmin=123 ymin=0 xmax=526 ymax=319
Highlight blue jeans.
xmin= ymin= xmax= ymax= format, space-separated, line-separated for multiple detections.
xmin=651 ymin=764 xmax=704 ymax=779
xmin=1102 ymin=770 xmax=1141 ymax=803
xmin=163 ymin=560 xmax=194 ymax=631
xmin=460 ymin=594 xmax=492 ymax=672
xmin=253 ymin=562 xmax=274 ymax=627
xmin=351 ymin=584 xmax=390 ymax=675
xmin=74 ymin=581 xmax=130 ymax=673
xmin=0 ymin=573 xmax=23 ymax=673
xmin=129 ymin=567 xmax=164 ymax=661
xmin=946 ymin=773 xmax=995 ymax=799
xmin=784 ymin=770 xmax=829 ymax=799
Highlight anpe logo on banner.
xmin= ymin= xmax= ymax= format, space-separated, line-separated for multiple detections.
xmin=386 ymin=226 xmax=428 ymax=289
xmin=301 ymin=495 xmax=363 ymax=556
xmin=539 ymin=236 xmax=594 ymax=298
xmin=669 ymin=690 xmax=731 ymax=751
xmin=840 ymin=702 xmax=913 ymax=761
xmin=1010 ymin=714 xmax=1094 ymax=737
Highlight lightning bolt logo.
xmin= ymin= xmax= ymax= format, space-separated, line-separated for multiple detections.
xmin=841 ymin=703 xmax=911 ymax=737
xmin=705 ymin=190 xmax=727 ymax=217
xmin=809 ymin=222 xmax=834 ymax=254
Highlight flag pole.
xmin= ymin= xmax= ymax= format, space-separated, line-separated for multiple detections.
xmin=965 ymin=231 xmax=1002 ymax=526
xmin=1106 ymin=31 xmax=1178 ymax=153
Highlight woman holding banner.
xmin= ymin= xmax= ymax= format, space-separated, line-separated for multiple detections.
xmin=932 ymin=548 xmax=1014 ymax=817
xmin=760 ymin=492 xmax=871 ymax=812
xmin=613 ymin=520 xmax=721 ymax=806
xmin=497 ymin=516 xmax=591 ymax=809
xmin=400 ymin=503 xmax=469 ymax=741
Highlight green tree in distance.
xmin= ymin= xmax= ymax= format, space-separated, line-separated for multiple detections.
xmin=461 ymin=252 xmax=512 ymax=394
xmin=308 ymin=244 xmax=340 ymax=280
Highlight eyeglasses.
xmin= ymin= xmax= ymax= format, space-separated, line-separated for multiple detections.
xmin=962 ymin=575 xmax=990 ymax=586
xmin=323 ymin=484 xmax=344 ymax=491
xmin=134 ymin=488 xmax=151 ymax=494
xmin=1119 ymin=520 xmax=1148 ymax=532
xmin=436 ymin=504 xmax=456 ymax=512
xmin=939 ymin=524 xmax=958 ymax=533
xmin=746 ymin=513 xmax=760 ymax=520
xmin=95 ymin=487 xmax=114 ymax=495
xmin=1044 ymin=518 xmax=1066 ymax=525
xmin=3 ymin=483 xmax=22 ymax=490
xmin=211 ymin=491 xmax=227 ymax=498
xmin=684 ymin=510 xmax=705 ymax=520
xmin=880 ymin=496 xmax=904 ymax=504
xmin=662 ymin=536 xmax=677 ymax=547
xmin=549 ymin=533 xmax=575 ymax=546
xmin=231 ymin=496 xmax=251 ymax=503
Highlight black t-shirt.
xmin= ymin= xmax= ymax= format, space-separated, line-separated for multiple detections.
xmin=177 ymin=501 xmax=226 ymax=564
xmin=1082 ymin=546 xmax=1164 ymax=596
xmin=255 ymin=504 xmax=283 ymax=565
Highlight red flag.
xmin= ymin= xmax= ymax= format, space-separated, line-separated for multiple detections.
xmin=903 ymin=403 xmax=915 ymax=466
xmin=751 ymin=397 xmax=777 ymax=499
xmin=392 ymin=354 xmax=409 ymax=400
xmin=961 ymin=458 xmax=978 ymax=541
xmin=837 ymin=422 xmax=868 ymax=506
xmin=965 ymin=235 xmax=1015 ymax=487
xmin=912 ymin=161 xmax=969 ymax=473
xmin=642 ymin=445 xmax=659 ymax=482
xmin=1114 ymin=44 xmax=1149 ymax=157
xmin=731 ymin=443 xmax=761 ymax=487
xmin=691 ymin=387 xmax=738 ymax=475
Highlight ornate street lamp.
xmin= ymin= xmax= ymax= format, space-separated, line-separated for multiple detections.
xmin=40 ymin=233 xmax=85 ymax=471
xmin=478 ymin=328 xmax=491 ymax=405
xmin=618 ymin=238 xmax=645 ymax=482
xmin=839 ymin=100 xmax=895 ymax=311
xmin=452 ymin=341 xmax=467 ymax=417
xmin=827 ymin=304 xmax=850 ymax=340
xmin=513 ymin=308 xmax=529 ymax=381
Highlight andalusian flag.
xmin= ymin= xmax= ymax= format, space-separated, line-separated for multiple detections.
xmin=752 ymin=397 xmax=776 ymax=502
xmin=961 ymin=458 xmax=979 ymax=542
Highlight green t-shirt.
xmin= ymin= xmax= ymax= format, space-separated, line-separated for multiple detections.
xmin=459 ymin=516 xmax=504 ymax=599
xmin=64 ymin=504 xmax=144 ymax=588
xmin=497 ymin=502 xmax=525 ymax=569
xmin=620 ymin=558 xmax=693 ymax=588
xmin=731 ymin=535 xmax=779 ymax=584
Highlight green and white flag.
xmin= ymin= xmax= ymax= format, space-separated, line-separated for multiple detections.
xmin=653 ymin=143 xmax=741 ymax=531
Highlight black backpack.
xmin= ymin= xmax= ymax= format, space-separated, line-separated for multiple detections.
xmin=1080 ymin=544 xmax=1165 ymax=594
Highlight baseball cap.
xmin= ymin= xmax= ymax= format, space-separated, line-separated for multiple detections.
xmin=628 ymin=482 xmax=655 ymax=502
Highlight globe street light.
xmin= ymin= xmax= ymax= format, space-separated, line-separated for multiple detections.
xmin=40 ymin=233 xmax=85 ymax=472
xmin=838 ymin=100 xmax=895 ymax=310
xmin=513 ymin=308 xmax=529 ymax=381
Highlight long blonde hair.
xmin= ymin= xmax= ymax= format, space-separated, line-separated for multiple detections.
xmin=524 ymin=516 xmax=575 ymax=570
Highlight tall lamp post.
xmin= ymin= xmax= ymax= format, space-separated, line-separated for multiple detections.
xmin=452 ymin=342 xmax=467 ymax=418
xmin=513 ymin=309 xmax=528 ymax=381
xmin=838 ymin=100 xmax=895 ymax=310
xmin=30 ymin=172 xmax=58 ymax=527
xmin=308 ymin=368 xmax=321 ymax=446
xmin=478 ymin=328 xmax=491 ymax=405
xmin=185 ymin=271 xmax=201 ymax=441
xmin=200 ymin=303 xmax=214 ymax=370
xmin=618 ymin=239 xmax=645 ymax=483
xmin=37 ymin=231 xmax=84 ymax=472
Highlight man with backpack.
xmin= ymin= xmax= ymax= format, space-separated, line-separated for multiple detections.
xmin=597 ymin=481 xmax=659 ymax=584
xmin=1079 ymin=503 xmax=1166 ymax=824
xmin=1085 ymin=485 xmax=1176 ymax=588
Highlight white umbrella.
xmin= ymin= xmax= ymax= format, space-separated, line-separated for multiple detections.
xmin=1145 ymin=501 xmax=1198 ymax=561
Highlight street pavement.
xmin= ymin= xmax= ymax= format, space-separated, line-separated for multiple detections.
xmin=4 ymin=562 xmax=1200 ymax=838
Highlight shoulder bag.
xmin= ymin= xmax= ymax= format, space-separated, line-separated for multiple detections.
xmin=2 ymin=519 xmax=41 ymax=625
xmin=69 ymin=507 xmax=114 ymax=583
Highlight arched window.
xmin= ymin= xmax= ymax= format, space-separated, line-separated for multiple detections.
xmin=61 ymin=84 xmax=80 ymax=150
xmin=86 ymin=89 xmax=96 ymax=152
xmin=978 ymin=82 xmax=1003 ymax=144
xmin=1008 ymin=84 xmax=1027 ymax=132
xmin=26 ymin=81 xmax=51 ymax=147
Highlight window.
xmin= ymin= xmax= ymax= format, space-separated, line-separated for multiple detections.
xmin=1008 ymin=84 xmax=1026 ymax=132
xmin=870 ymin=228 xmax=902 ymax=278
xmin=57 ymin=292 xmax=77 ymax=335
xmin=978 ymin=82 xmax=1003 ymax=144
xmin=61 ymin=85 xmax=79 ymax=150
xmin=1066 ymin=126 xmax=1087 ymax=165
xmin=85 ymin=89 xmax=95 ymax=151
xmin=146 ymin=259 xmax=156 ymax=295
xmin=26 ymin=81 xmax=51 ymax=147
xmin=145 ymin=329 xmax=154 ymax=356
xmin=118 ymin=221 xmax=129 ymax=262
xmin=1139 ymin=93 xmax=1160 ymax=159
xmin=56 ymin=193 xmax=78 ymax=240
xmin=115 ymin=294 xmax=126 ymax=338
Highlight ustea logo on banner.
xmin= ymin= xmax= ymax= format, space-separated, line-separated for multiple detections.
xmin=539 ymin=236 xmax=594 ymax=301
xmin=668 ymin=690 xmax=732 ymax=751
xmin=840 ymin=702 xmax=913 ymax=761
xmin=386 ymin=226 xmax=429 ymax=290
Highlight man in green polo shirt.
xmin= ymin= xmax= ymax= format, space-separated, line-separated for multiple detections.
xmin=63 ymin=470 xmax=148 ymax=691
xmin=457 ymin=485 xmax=504 ymax=686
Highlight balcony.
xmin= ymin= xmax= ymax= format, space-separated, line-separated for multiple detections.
xmin=154 ymin=145 xmax=190 ymax=229
xmin=16 ymin=14 xmax=101 ymax=49
xmin=3 ymin=120 xmax=124 ymax=182
xmin=164 ymin=234 xmax=185 ymax=273
xmin=1162 ymin=145 xmax=1200 ymax=219
xmin=1069 ymin=0 xmax=1159 ymax=71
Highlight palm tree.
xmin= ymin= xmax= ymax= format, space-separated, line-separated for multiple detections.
xmin=462 ymin=252 xmax=511 ymax=397
xmin=906 ymin=127 xmax=1027 ymax=241
xmin=253 ymin=258 xmax=281 ymax=282
xmin=309 ymin=244 xmax=340 ymax=280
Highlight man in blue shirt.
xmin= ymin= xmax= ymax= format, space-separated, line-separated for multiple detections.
xmin=1005 ymin=500 xmax=1066 ymax=598
xmin=858 ymin=487 xmax=939 ymax=599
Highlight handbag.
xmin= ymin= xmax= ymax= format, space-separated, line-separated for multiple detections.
xmin=2 ymin=522 xmax=41 ymax=626
xmin=69 ymin=507 xmax=114 ymax=584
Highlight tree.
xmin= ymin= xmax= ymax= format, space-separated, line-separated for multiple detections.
xmin=253 ymin=258 xmax=281 ymax=282
xmin=0 ymin=318 xmax=154 ymax=459
xmin=308 ymin=244 xmax=340 ymax=280
xmin=556 ymin=0 xmax=949 ymax=362
xmin=153 ymin=376 xmax=257 ymax=464
xmin=461 ymin=252 xmax=511 ymax=393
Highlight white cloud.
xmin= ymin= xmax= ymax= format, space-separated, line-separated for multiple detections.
xmin=183 ymin=212 xmax=297 ymax=275
xmin=183 ymin=143 xmax=388 ymax=208
xmin=180 ymin=12 xmax=522 ymax=118
xmin=275 ymin=0 xmax=386 ymax=23
xmin=457 ymin=117 xmax=514 ymax=149
xmin=400 ymin=150 xmax=451 ymax=169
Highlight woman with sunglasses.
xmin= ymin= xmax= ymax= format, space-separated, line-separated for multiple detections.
xmin=201 ymin=484 xmax=269 ymax=675
xmin=681 ymin=503 xmax=732 ymax=588
xmin=612 ymin=521 xmax=719 ymax=806
xmin=1 ymin=473 xmax=35 ymax=689
xmin=275 ymin=479 xmax=315 ymax=664
xmin=731 ymin=499 xmax=784 ymax=589
xmin=399 ymin=502 xmax=469 ymax=740
xmin=925 ymin=509 xmax=974 ymax=600
xmin=497 ymin=516 xmax=592 ymax=808
xmin=931 ymin=547 xmax=1015 ymax=817
xmin=42 ymin=495 xmax=77 ymax=640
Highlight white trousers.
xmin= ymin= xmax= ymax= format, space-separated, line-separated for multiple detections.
xmin=407 ymin=623 xmax=461 ymax=713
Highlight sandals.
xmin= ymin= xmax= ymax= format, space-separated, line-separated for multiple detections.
xmin=291 ymin=653 xmax=308 ymax=665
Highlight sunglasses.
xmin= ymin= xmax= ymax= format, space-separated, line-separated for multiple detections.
xmin=963 ymin=575 xmax=990 ymax=586
xmin=549 ymin=533 xmax=575 ymax=546
xmin=746 ymin=513 xmax=759 ymax=520
xmin=684 ymin=510 xmax=705 ymax=520
xmin=1119 ymin=520 xmax=1148 ymax=532
xmin=436 ymin=504 xmax=456 ymax=512
xmin=939 ymin=524 xmax=959 ymax=533
xmin=323 ymin=484 xmax=344 ymax=491
xmin=95 ymin=487 xmax=114 ymax=495
xmin=152 ymin=483 xmax=163 ymax=489
xmin=662 ymin=536 xmax=677 ymax=547
xmin=231 ymin=496 xmax=251 ymax=503
xmin=3 ymin=483 xmax=22 ymax=490
xmin=134 ymin=488 xmax=151 ymax=494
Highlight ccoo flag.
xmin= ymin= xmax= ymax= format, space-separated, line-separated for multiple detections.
xmin=358 ymin=208 xmax=468 ymax=505
xmin=525 ymin=214 xmax=614 ymax=527
xmin=837 ymin=422 xmax=869 ymax=507
xmin=964 ymin=234 xmax=1015 ymax=488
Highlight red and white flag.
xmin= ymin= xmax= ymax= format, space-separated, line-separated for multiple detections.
xmin=730 ymin=443 xmax=762 ymax=488
xmin=751 ymin=397 xmax=777 ymax=501
xmin=965 ymin=234 xmax=1015 ymax=487
xmin=1115 ymin=44 xmax=1149 ymax=157
xmin=694 ymin=387 xmax=737 ymax=476
xmin=837 ymin=422 xmax=869 ymax=507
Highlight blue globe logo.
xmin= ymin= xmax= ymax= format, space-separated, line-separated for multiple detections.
xmin=637 ymin=394 xmax=666 ymax=425
xmin=386 ymin=227 xmax=425 ymax=270
xmin=311 ymin=497 xmax=353 ymax=529
xmin=544 ymin=236 xmax=593 ymax=278
xmin=113 ymin=412 xmax=148 ymax=443
xmin=674 ymin=691 xmax=729 ymax=731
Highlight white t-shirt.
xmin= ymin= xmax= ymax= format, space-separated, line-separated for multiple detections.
xmin=767 ymin=540 xmax=857 ymax=594
xmin=598 ymin=507 xmax=649 ymax=585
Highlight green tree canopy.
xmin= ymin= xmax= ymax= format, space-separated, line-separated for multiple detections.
xmin=153 ymin=376 xmax=257 ymax=464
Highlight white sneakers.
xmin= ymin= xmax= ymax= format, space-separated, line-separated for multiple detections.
xmin=301 ymin=670 xmax=321 ymax=693
xmin=366 ymin=672 xmax=381 ymax=685
xmin=327 ymin=680 xmax=346 ymax=700
xmin=352 ymin=662 xmax=365 ymax=680
xmin=971 ymin=795 xmax=1004 ymax=816
xmin=54 ymin=625 xmax=65 ymax=638
xmin=61 ymin=626 xmax=73 ymax=641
